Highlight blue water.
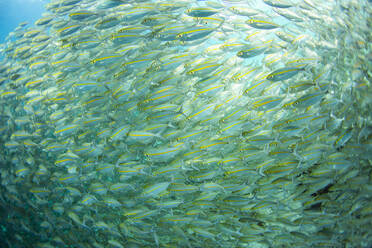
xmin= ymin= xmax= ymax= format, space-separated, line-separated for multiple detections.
xmin=0 ymin=0 xmax=48 ymax=43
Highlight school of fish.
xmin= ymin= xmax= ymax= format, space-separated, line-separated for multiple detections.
xmin=0 ymin=0 xmax=371 ymax=247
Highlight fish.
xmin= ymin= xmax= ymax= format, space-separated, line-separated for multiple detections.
xmin=176 ymin=26 xmax=215 ymax=42
xmin=246 ymin=18 xmax=280 ymax=30
xmin=266 ymin=66 xmax=305 ymax=81
xmin=228 ymin=6 xmax=260 ymax=17
xmin=237 ymin=44 xmax=269 ymax=58
xmin=263 ymin=0 xmax=293 ymax=8
xmin=186 ymin=7 xmax=218 ymax=17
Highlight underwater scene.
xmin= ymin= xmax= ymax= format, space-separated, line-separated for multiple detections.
xmin=0 ymin=0 xmax=371 ymax=247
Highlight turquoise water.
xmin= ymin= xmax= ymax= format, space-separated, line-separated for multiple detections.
xmin=0 ymin=0 xmax=47 ymax=43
